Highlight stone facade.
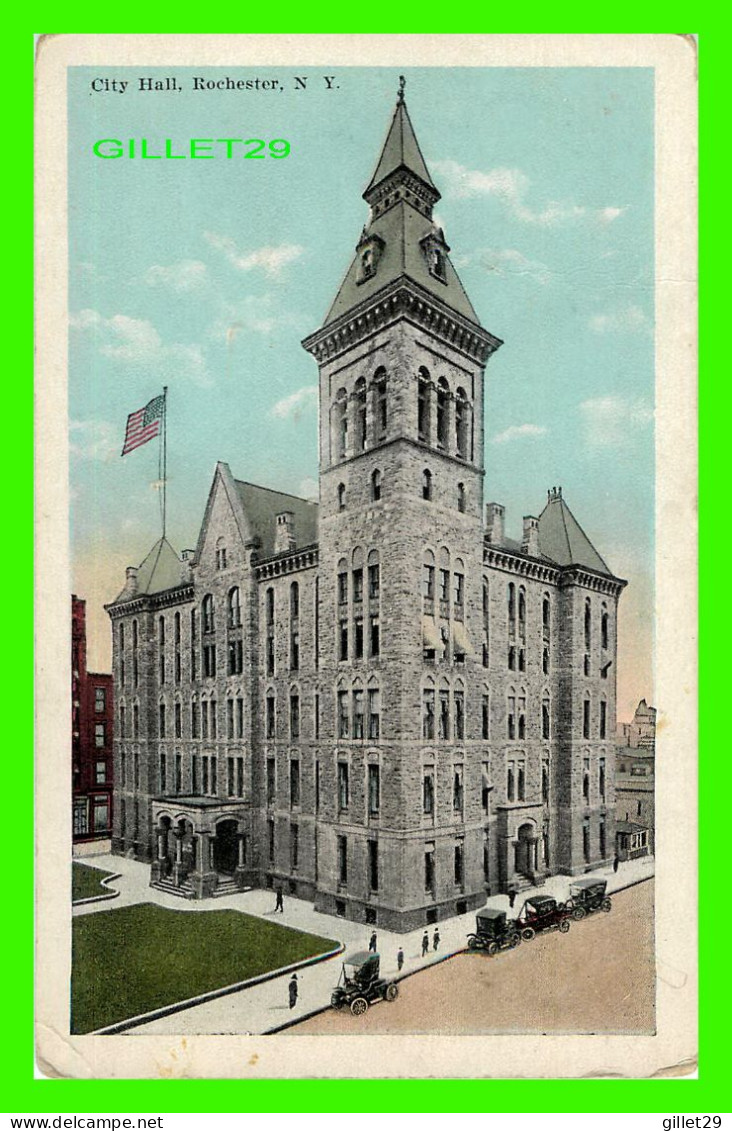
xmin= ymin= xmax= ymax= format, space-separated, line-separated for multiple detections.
xmin=106 ymin=91 xmax=626 ymax=930
xmin=72 ymin=595 xmax=114 ymax=844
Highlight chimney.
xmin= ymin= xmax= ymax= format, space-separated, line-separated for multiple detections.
xmin=485 ymin=502 xmax=505 ymax=546
xmin=180 ymin=549 xmax=195 ymax=582
xmin=124 ymin=566 xmax=138 ymax=596
xmin=522 ymin=515 xmax=540 ymax=557
xmin=274 ymin=511 xmax=296 ymax=554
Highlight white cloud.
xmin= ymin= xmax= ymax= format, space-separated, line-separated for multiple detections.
xmin=271 ymin=385 xmax=318 ymax=421
xmin=431 ymin=159 xmax=624 ymax=227
xmin=579 ymin=395 xmax=654 ymax=448
xmin=204 ymin=232 xmax=304 ymax=277
xmin=589 ymin=305 xmax=651 ymax=334
xmin=492 ymin=423 xmax=548 ymax=444
xmin=454 ymin=247 xmax=551 ymax=284
xmin=70 ymin=309 xmax=211 ymax=386
xmin=144 ymin=260 xmax=208 ymax=292
xmin=69 ymin=419 xmax=120 ymax=462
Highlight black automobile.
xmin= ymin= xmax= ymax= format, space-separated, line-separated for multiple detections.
xmin=330 ymin=951 xmax=399 ymax=1016
xmin=515 ymin=895 xmax=571 ymax=940
xmin=565 ymin=878 xmax=612 ymax=920
xmin=467 ymin=908 xmax=522 ymax=955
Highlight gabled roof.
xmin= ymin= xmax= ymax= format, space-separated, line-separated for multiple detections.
xmin=113 ymin=537 xmax=183 ymax=603
xmin=364 ymin=98 xmax=438 ymax=196
xmin=234 ymin=480 xmax=319 ymax=558
xmin=537 ymin=491 xmax=612 ymax=576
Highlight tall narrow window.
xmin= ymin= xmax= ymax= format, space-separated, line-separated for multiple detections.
xmin=518 ymin=588 xmax=526 ymax=642
xmin=457 ymin=482 xmax=466 ymax=512
xmin=175 ymin=753 xmax=182 ymax=793
xmin=583 ymin=819 xmax=591 ymax=863
xmin=338 ymin=690 xmax=349 ymax=738
xmin=453 ymin=766 xmax=464 ymax=813
xmin=454 ymin=842 xmax=464 ymax=886
xmin=290 ymin=582 xmax=300 ymax=671
xmin=518 ymin=696 xmax=526 ymax=739
xmin=423 ymin=689 xmax=435 ymax=740
xmin=422 ymin=563 xmax=435 ymax=601
xmin=368 ymin=763 xmax=380 ymax=816
xmin=352 ymin=689 xmax=365 ymax=739
xmin=289 ymin=692 xmax=300 ymax=739
xmin=370 ymin=615 xmax=380 ymax=658
xmin=423 ymin=771 xmax=435 ymax=815
xmin=227 ymin=699 xmax=234 ymax=739
xmin=290 ymin=822 xmax=299 ymax=870
xmin=266 ymin=693 xmax=275 ymax=740
xmin=507 ymin=695 xmax=516 ymax=740
xmin=374 ymin=368 xmax=388 ymax=440
xmin=583 ymin=757 xmax=591 ymax=802
xmin=482 ymin=693 xmax=490 ymax=739
xmin=436 ymin=378 xmax=449 ymax=448
xmin=337 ymin=835 xmax=348 ymax=884
xmin=454 ymin=690 xmax=465 ymax=739
xmin=368 ymin=688 xmax=380 ymax=739
xmin=583 ymin=697 xmax=591 ymax=740
xmin=601 ymin=608 xmax=609 ymax=651
xmin=368 ymin=560 xmax=380 ymax=599
xmin=338 ymin=482 xmax=346 ymax=511
xmin=439 ymin=689 xmax=450 ymax=739
xmin=517 ymin=762 xmax=526 ymax=801
xmin=202 ymin=594 xmax=215 ymax=634
xmin=417 ymin=368 xmax=430 ymax=442
xmin=354 ymin=618 xmax=364 ymax=659
xmin=119 ymin=623 xmax=126 ymax=687
xmin=483 ymin=580 xmax=490 ymax=668
xmin=266 ymin=758 xmax=275 ymax=805
xmin=338 ymin=762 xmax=349 ymax=810
xmin=455 ymin=388 xmax=468 ymax=459
xmin=190 ymin=610 xmax=197 ymax=681
xmin=236 ymin=696 xmax=244 ymax=738
xmin=542 ymin=761 xmax=549 ymax=802
xmin=542 ymin=697 xmax=550 ymax=740
xmin=354 ymin=377 xmax=367 ymax=452
xmin=265 ymin=588 xmax=275 ymax=677
xmin=339 ymin=620 xmax=348 ymax=661
xmin=507 ymin=762 xmax=515 ymax=802
xmin=175 ymin=701 xmax=182 ymax=739
xmin=174 ymin=612 xmax=181 ymax=683
xmin=335 ymin=389 xmax=348 ymax=459
xmin=158 ymin=703 xmax=166 ymax=739
xmin=290 ymin=759 xmax=300 ymax=807
xmin=368 ymin=840 xmax=379 ymax=890
xmin=371 ymin=469 xmax=382 ymax=501
xmin=132 ymin=620 xmax=138 ymax=688
xmin=600 ymin=699 xmax=607 ymax=739
xmin=422 ymin=468 xmax=433 ymax=501
xmin=599 ymin=757 xmax=606 ymax=800
xmin=508 ymin=583 xmax=516 ymax=638
xmin=191 ymin=698 xmax=199 ymax=739
xmin=228 ymin=587 xmax=241 ymax=628
xmin=425 ymin=844 xmax=435 ymax=893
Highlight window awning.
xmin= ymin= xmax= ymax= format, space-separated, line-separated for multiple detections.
xmin=453 ymin=620 xmax=474 ymax=656
xmin=422 ymin=616 xmax=440 ymax=650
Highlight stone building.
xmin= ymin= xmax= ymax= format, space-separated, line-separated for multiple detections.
xmin=615 ymin=698 xmax=655 ymax=858
xmin=72 ymin=594 xmax=114 ymax=845
xmin=106 ymin=91 xmax=626 ymax=930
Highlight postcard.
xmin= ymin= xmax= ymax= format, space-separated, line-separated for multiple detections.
xmin=35 ymin=33 xmax=697 ymax=1079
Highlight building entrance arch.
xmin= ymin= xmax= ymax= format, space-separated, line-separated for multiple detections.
xmin=515 ymin=822 xmax=537 ymax=878
xmin=213 ymin=819 xmax=239 ymax=875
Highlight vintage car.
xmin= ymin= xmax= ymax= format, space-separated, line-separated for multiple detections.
xmin=565 ymin=878 xmax=612 ymax=919
xmin=467 ymin=908 xmax=522 ymax=955
xmin=330 ymin=951 xmax=399 ymax=1016
xmin=515 ymin=895 xmax=571 ymax=940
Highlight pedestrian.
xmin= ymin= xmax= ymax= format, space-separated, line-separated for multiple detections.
xmin=433 ymin=928 xmax=440 ymax=951
xmin=613 ymin=854 xmax=620 ymax=874
xmin=397 ymin=947 xmax=404 ymax=971
xmin=421 ymin=930 xmax=429 ymax=957
xmin=508 ymin=887 xmax=517 ymax=909
xmin=369 ymin=930 xmax=377 ymax=953
xmin=274 ymin=885 xmax=284 ymax=913
xmin=288 ymin=973 xmax=298 ymax=1009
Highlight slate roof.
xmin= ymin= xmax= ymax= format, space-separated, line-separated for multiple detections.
xmin=234 ymin=480 xmax=319 ymax=558
xmin=536 ymin=492 xmax=612 ymax=576
xmin=112 ymin=537 xmax=183 ymax=604
xmin=364 ymin=98 xmax=438 ymax=196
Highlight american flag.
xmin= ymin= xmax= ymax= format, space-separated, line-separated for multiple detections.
xmin=121 ymin=394 xmax=165 ymax=456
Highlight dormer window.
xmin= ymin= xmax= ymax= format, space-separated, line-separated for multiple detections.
xmin=356 ymin=232 xmax=385 ymax=285
xmin=420 ymin=229 xmax=450 ymax=283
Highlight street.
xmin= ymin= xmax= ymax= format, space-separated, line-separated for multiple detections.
xmin=289 ymin=879 xmax=654 ymax=1035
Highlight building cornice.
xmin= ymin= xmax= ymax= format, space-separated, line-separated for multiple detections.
xmin=105 ymin=583 xmax=194 ymax=618
xmin=302 ymin=278 xmax=502 ymax=367
xmin=483 ymin=545 xmax=626 ymax=596
xmin=255 ymin=544 xmax=319 ymax=581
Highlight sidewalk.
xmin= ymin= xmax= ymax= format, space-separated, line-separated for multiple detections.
xmin=75 ymin=851 xmax=654 ymax=1035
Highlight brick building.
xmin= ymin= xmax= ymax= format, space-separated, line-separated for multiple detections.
xmin=615 ymin=698 xmax=655 ymax=858
xmin=72 ymin=595 xmax=114 ymax=844
xmin=106 ymin=92 xmax=626 ymax=929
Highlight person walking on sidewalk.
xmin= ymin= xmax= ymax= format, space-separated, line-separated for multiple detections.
xmin=433 ymin=928 xmax=440 ymax=951
xmin=274 ymin=885 xmax=284 ymax=913
xmin=613 ymin=854 xmax=620 ymax=874
xmin=397 ymin=947 xmax=404 ymax=971
xmin=508 ymin=887 xmax=517 ymax=909
xmin=421 ymin=931 xmax=429 ymax=957
xmin=288 ymin=973 xmax=298 ymax=1009
xmin=369 ymin=930 xmax=377 ymax=953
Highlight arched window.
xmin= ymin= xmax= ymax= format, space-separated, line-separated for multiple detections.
xmin=583 ymin=695 xmax=591 ymax=739
xmin=338 ymin=482 xmax=346 ymax=511
xmin=215 ymin=537 xmax=227 ymax=571
xmin=374 ymin=367 xmax=388 ymax=441
xmin=354 ymin=377 xmax=367 ymax=452
xmin=518 ymin=587 xmax=526 ymax=641
xmin=455 ymin=387 xmax=468 ymax=459
xmin=417 ymin=366 xmax=430 ymax=443
xmin=334 ymin=388 xmax=348 ymax=460
xmin=542 ymin=695 xmax=550 ymax=740
xmin=290 ymin=582 xmax=300 ymax=671
xmin=202 ymin=594 xmax=215 ymax=634
xmin=482 ymin=579 xmax=490 ymax=668
xmin=371 ymin=469 xmax=382 ymax=502
xmin=457 ymin=482 xmax=466 ymax=512
xmin=422 ymin=468 xmax=433 ymax=501
xmin=584 ymin=599 xmax=592 ymax=650
xmin=228 ymin=587 xmax=241 ymax=628
xmin=436 ymin=378 xmax=449 ymax=448
xmin=601 ymin=605 xmax=609 ymax=651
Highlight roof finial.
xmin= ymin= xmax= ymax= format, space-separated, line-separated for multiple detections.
xmin=397 ymin=75 xmax=406 ymax=104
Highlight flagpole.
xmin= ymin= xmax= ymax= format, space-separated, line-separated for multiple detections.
xmin=162 ymin=386 xmax=168 ymax=540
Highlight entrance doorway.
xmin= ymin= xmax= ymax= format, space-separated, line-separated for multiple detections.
xmin=515 ymin=823 xmax=536 ymax=878
xmin=213 ymin=819 xmax=239 ymax=875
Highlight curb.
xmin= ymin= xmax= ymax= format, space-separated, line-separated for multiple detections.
xmin=72 ymin=872 xmax=123 ymax=908
xmin=265 ymin=874 xmax=655 ymax=1033
xmin=91 ymin=942 xmax=345 ymax=1035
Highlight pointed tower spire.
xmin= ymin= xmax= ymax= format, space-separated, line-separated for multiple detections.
xmin=364 ymin=84 xmax=439 ymax=203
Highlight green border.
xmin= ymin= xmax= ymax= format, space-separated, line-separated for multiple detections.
xmin=21 ymin=24 xmax=713 ymax=1114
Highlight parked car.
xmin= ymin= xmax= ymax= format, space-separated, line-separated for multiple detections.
xmin=467 ymin=908 xmax=522 ymax=955
xmin=565 ymin=878 xmax=612 ymax=920
xmin=330 ymin=951 xmax=399 ymax=1016
xmin=515 ymin=895 xmax=571 ymax=940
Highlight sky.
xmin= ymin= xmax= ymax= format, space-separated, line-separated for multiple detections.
xmin=68 ymin=65 xmax=655 ymax=720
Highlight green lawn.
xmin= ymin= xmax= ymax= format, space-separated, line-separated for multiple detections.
xmin=71 ymin=902 xmax=338 ymax=1033
xmin=72 ymin=862 xmax=117 ymax=903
